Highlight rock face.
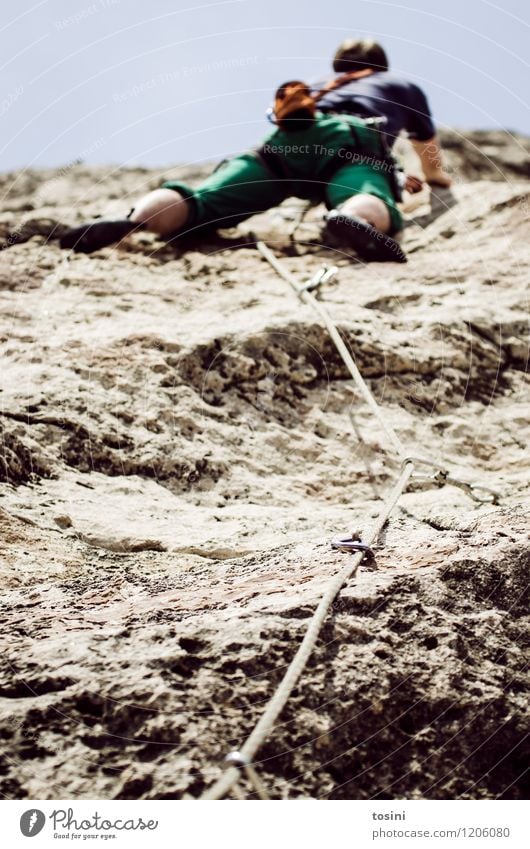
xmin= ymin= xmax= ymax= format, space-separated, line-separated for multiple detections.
xmin=0 ymin=131 xmax=528 ymax=799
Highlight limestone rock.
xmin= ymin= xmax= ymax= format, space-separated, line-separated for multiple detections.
xmin=0 ymin=132 xmax=528 ymax=799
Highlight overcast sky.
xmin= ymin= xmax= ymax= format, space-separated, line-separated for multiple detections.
xmin=1 ymin=0 xmax=528 ymax=172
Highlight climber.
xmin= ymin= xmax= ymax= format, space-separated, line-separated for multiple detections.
xmin=60 ymin=81 xmax=411 ymax=263
xmin=312 ymin=38 xmax=452 ymax=193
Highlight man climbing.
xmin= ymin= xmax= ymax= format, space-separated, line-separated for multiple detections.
xmin=313 ymin=38 xmax=452 ymax=192
xmin=60 ymin=80 xmax=410 ymax=263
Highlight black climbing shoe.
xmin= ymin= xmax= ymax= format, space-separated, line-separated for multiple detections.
xmin=326 ymin=210 xmax=407 ymax=263
xmin=59 ymin=219 xmax=143 ymax=253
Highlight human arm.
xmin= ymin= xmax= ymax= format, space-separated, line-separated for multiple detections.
xmin=402 ymin=82 xmax=451 ymax=187
xmin=411 ymin=136 xmax=452 ymax=187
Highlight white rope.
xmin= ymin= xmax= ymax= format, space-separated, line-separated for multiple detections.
xmin=231 ymin=782 xmax=246 ymax=800
xmin=202 ymin=241 xmax=416 ymax=800
xmin=245 ymin=764 xmax=271 ymax=800
xmin=222 ymin=751 xmax=271 ymax=799
xmin=254 ymin=239 xmax=406 ymax=457
xmin=202 ymin=461 xmax=414 ymax=800
xmin=253 ymin=240 xmax=498 ymax=506
xmin=201 ymin=238 xmax=496 ymax=800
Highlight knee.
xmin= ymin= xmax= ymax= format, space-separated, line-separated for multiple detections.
xmin=339 ymin=194 xmax=391 ymax=233
xmin=130 ymin=188 xmax=189 ymax=236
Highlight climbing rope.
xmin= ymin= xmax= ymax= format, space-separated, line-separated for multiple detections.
xmin=202 ymin=460 xmax=413 ymax=800
xmin=224 ymin=751 xmax=271 ymax=800
xmin=201 ymin=239 xmax=498 ymax=800
xmin=254 ymin=237 xmax=498 ymax=504
xmin=254 ymin=239 xmax=406 ymax=456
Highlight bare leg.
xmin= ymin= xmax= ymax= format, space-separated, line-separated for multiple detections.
xmin=339 ymin=193 xmax=391 ymax=233
xmin=60 ymin=188 xmax=190 ymax=252
xmin=129 ymin=188 xmax=189 ymax=236
xmin=326 ymin=193 xmax=406 ymax=262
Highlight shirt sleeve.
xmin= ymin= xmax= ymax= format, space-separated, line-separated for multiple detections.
xmin=405 ymin=83 xmax=436 ymax=141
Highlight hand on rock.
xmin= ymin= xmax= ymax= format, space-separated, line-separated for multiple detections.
xmin=426 ymin=171 xmax=452 ymax=188
xmin=404 ymin=174 xmax=424 ymax=194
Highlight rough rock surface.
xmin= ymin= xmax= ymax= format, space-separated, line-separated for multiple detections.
xmin=0 ymin=131 xmax=528 ymax=800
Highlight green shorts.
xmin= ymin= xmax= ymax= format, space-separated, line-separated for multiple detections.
xmin=162 ymin=152 xmax=288 ymax=236
xmin=162 ymin=114 xmax=402 ymax=236
xmin=325 ymin=163 xmax=403 ymax=234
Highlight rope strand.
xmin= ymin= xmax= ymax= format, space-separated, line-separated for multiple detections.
xmin=201 ymin=238 xmax=496 ymax=799
xmin=254 ymin=239 xmax=406 ymax=456
xmin=202 ymin=462 xmax=413 ymax=800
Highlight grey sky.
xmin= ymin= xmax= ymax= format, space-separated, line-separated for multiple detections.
xmin=1 ymin=0 xmax=528 ymax=172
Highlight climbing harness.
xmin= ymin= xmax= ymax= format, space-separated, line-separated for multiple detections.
xmin=264 ymin=73 xmax=403 ymax=205
xmin=201 ymin=239 xmax=500 ymax=800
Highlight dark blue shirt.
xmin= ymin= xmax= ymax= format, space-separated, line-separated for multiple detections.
xmin=310 ymin=71 xmax=436 ymax=147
